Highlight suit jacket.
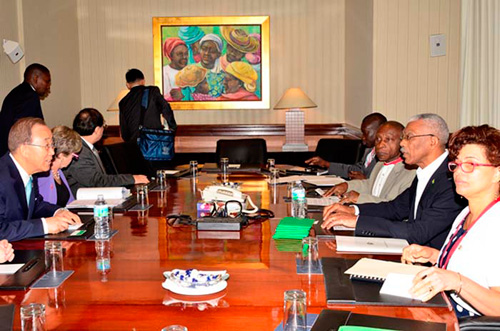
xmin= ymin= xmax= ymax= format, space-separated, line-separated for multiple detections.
xmin=36 ymin=169 xmax=75 ymax=206
xmin=63 ymin=139 xmax=134 ymax=196
xmin=119 ymin=85 xmax=177 ymax=142
xmin=328 ymin=147 xmax=377 ymax=178
xmin=0 ymin=82 xmax=44 ymax=156
xmin=0 ymin=154 xmax=59 ymax=241
xmin=355 ymin=157 xmax=466 ymax=249
xmin=347 ymin=161 xmax=416 ymax=203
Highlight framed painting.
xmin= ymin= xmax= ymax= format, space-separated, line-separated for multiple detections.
xmin=153 ymin=16 xmax=269 ymax=110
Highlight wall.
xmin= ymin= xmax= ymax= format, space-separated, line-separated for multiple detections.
xmin=76 ymin=0 xmax=345 ymax=126
xmin=345 ymin=0 xmax=373 ymax=126
xmin=21 ymin=0 xmax=81 ymax=128
xmin=0 ymin=0 xmax=23 ymax=103
xmin=372 ymin=0 xmax=461 ymax=131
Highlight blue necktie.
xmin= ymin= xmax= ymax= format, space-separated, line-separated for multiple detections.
xmin=25 ymin=176 xmax=33 ymax=206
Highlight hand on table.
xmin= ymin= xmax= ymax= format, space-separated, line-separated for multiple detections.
xmin=340 ymin=191 xmax=359 ymax=204
xmin=410 ymin=267 xmax=461 ymax=302
xmin=305 ymin=156 xmax=330 ymax=169
xmin=323 ymin=182 xmax=348 ymax=197
xmin=133 ymin=175 xmax=150 ymax=184
xmin=322 ymin=212 xmax=357 ymax=230
xmin=401 ymin=244 xmax=439 ymax=265
xmin=46 ymin=211 xmax=81 ymax=234
xmin=323 ymin=203 xmax=355 ymax=219
xmin=0 ymin=240 xmax=14 ymax=263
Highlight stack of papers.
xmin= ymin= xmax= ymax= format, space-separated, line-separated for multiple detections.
xmin=336 ymin=236 xmax=409 ymax=254
xmin=272 ymin=217 xmax=315 ymax=239
xmin=67 ymin=187 xmax=130 ymax=209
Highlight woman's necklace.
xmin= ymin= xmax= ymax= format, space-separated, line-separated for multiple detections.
xmin=52 ymin=169 xmax=61 ymax=181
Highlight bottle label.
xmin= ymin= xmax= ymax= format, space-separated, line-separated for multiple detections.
xmin=291 ymin=188 xmax=306 ymax=200
xmin=94 ymin=205 xmax=109 ymax=218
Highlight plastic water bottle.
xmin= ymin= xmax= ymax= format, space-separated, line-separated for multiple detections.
xmin=95 ymin=240 xmax=111 ymax=282
xmin=94 ymin=194 xmax=110 ymax=239
xmin=291 ymin=180 xmax=307 ymax=218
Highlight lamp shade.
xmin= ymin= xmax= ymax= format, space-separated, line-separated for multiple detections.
xmin=107 ymin=89 xmax=130 ymax=112
xmin=273 ymin=87 xmax=317 ymax=109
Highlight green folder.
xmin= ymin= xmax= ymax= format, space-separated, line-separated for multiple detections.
xmin=272 ymin=217 xmax=315 ymax=240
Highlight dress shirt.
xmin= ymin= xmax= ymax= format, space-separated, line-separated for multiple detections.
xmin=9 ymin=154 xmax=49 ymax=233
xmin=371 ymin=158 xmax=402 ymax=197
xmin=364 ymin=148 xmax=376 ymax=168
xmin=414 ymin=151 xmax=449 ymax=219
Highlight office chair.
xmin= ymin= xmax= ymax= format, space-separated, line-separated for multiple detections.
xmin=459 ymin=316 xmax=500 ymax=330
xmin=314 ymin=138 xmax=365 ymax=164
xmin=216 ymin=138 xmax=267 ymax=165
xmin=102 ymin=141 xmax=155 ymax=177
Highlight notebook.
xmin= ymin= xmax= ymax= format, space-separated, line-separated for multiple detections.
xmin=344 ymin=258 xmax=427 ymax=282
xmin=0 ymin=250 xmax=45 ymax=291
xmin=335 ymin=236 xmax=409 ymax=254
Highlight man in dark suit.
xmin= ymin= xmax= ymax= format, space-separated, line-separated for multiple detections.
xmin=305 ymin=113 xmax=387 ymax=179
xmin=119 ymin=68 xmax=177 ymax=143
xmin=63 ymin=108 xmax=149 ymax=196
xmin=0 ymin=63 xmax=52 ymax=156
xmin=0 ymin=118 xmax=80 ymax=241
xmin=322 ymin=113 xmax=465 ymax=249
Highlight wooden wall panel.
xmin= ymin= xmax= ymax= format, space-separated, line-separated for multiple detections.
xmin=373 ymin=0 xmax=461 ymax=131
xmin=76 ymin=0 xmax=345 ymax=126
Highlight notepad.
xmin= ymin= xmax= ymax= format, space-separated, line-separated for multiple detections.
xmin=345 ymin=258 xmax=427 ymax=282
xmin=0 ymin=264 xmax=24 ymax=274
xmin=335 ymin=236 xmax=409 ymax=254
xmin=379 ymin=273 xmax=425 ymax=300
xmin=272 ymin=217 xmax=315 ymax=239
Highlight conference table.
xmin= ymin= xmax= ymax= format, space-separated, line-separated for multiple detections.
xmin=6 ymin=172 xmax=458 ymax=330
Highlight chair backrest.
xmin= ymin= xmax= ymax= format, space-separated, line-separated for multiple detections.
xmin=102 ymin=141 xmax=155 ymax=177
xmin=315 ymin=138 xmax=365 ymax=164
xmin=216 ymin=138 xmax=267 ymax=165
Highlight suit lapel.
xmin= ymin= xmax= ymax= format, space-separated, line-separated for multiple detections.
xmin=6 ymin=156 xmax=30 ymax=218
xmin=414 ymin=158 xmax=449 ymax=220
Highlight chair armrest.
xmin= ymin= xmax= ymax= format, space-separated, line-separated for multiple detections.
xmin=459 ymin=316 xmax=500 ymax=330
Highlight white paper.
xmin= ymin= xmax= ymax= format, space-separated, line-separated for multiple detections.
xmin=380 ymin=273 xmax=424 ymax=300
xmin=0 ymin=263 xmax=24 ymax=274
xmin=76 ymin=187 xmax=130 ymax=200
xmin=228 ymin=164 xmax=241 ymax=169
xmin=345 ymin=258 xmax=426 ymax=280
xmin=304 ymin=176 xmax=345 ymax=186
xmin=67 ymin=198 xmax=126 ymax=209
xmin=333 ymin=225 xmax=355 ymax=231
xmin=68 ymin=223 xmax=83 ymax=231
xmin=306 ymin=196 xmax=340 ymax=206
xmin=336 ymin=236 xmax=409 ymax=254
xmin=162 ymin=170 xmax=180 ymax=175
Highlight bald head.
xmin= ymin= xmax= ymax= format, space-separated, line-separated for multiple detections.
xmin=374 ymin=121 xmax=404 ymax=162
xmin=361 ymin=112 xmax=388 ymax=148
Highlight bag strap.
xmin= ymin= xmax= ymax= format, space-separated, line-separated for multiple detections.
xmin=139 ymin=88 xmax=150 ymax=128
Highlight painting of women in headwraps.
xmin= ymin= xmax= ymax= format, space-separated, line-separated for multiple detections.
xmin=153 ymin=16 xmax=269 ymax=110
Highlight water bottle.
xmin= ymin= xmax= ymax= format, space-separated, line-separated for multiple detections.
xmin=95 ymin=240 xmax=111 ymax=282
xmin=94 ymin=194 xmax=110 ymax=239
xmin=291 ymin=180 xmax=307 ymax=218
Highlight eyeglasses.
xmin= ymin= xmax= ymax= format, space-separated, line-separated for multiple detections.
xmin=400 ymin=133 xmax=435 ymax=141
xmin=448 ymin=161 xmax=498 ymax=173
xmin=71 ymin=153 xmax=79 ymax=160
xmin=26 ymin=143 xmax=55 ymax=150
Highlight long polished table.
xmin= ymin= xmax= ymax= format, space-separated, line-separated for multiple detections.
xmin=6 ymin=173 xmax=458 ymax=330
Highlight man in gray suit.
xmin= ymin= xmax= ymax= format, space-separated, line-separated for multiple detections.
xmin=324 ymin=121 xmax=416 ymax=204
xmin=305 ymin=113 xmax=387 ymax=179
xmin=63 ymin=108 xmax=149 ymax=196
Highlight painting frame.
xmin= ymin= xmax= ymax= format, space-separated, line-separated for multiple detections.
xmin=153 ymin=16 xmax=270 ymax=110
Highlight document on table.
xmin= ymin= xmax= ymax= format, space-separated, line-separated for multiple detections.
xmin=333 ymin=225 xmax=355 ymax=231
xmin=0 ymin=264 xmax=24 ymax=274
xmin=303 ymin=176 xmax=345 ymax=186
xmin=67 ymin=198 xmax=126 ymax=209
xmin=345 ymin=258 xmax=427 ymax=282
xmin=336 ymin=236 xmax=410 ymax=254
xmin=306 ymin=196 xmax=339 ymax=206
xmin=380 ymin=273 xmax=425 ymax=300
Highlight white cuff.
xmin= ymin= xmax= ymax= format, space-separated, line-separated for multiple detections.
xmin=352 ymin=205 xmax=360 ymax=216
xmin=41 ymin=218 xmax=48 ymax=234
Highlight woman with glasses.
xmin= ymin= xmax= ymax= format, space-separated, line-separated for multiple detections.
xmin=402 ymin=125 xmax=500 ymax=317
xmin=37 ymin=126 xmax=82 ymax=207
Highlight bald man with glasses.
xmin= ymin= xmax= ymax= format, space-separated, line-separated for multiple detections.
xmin=0 ymin=117 xmax=81 ymax=241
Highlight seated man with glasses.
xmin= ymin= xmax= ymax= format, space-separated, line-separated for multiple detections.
xmin=322 ymin=113 xmax=466 ymax=249
xmin=0 ymin=117 xmax=81 ymax=241
xmin=63 ymin=108 xmax=149 ymax=196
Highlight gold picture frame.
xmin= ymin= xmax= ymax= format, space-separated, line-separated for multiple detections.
xmin=153 ymin=16 xmax=270 ymax=110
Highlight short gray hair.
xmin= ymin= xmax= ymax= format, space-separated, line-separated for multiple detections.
xmin=408 ymin=113 xmax=449 ymax=146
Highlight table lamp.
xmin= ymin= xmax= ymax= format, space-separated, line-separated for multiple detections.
xmin=107 ymin=89 xmax=130 ymax=112
xmin=274 ymin=87 xmax=317 ymax=151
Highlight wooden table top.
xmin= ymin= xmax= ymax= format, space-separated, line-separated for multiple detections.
xmin=6 ymin=173 xmax=458 ymax=330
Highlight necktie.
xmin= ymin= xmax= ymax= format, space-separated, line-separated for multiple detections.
xmin=25 ymin=176 xmax=33 ymax=206
xmin=92 ymin=147 xmax=106 ymax=174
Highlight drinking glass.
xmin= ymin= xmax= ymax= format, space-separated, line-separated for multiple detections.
xmin=189 ymin=160 xmax=198 ymax=177
xmin=21 ymin=303 xmax=46 ymax=331
xmin=283 ymin=290 xmax=307 ymax=331
xmin=44 ymin=241 xmax=63 ymax=276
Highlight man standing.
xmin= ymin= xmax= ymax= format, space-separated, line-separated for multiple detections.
xmin=0 ymin=63 xmax=51 ymax=156
xmin=306 ymin=113 xmax=387 ymax=179
xmin=64 ymin=108 xmax=149 ymax=196
xmin=0 ymin=118 xmax=80 ymax=241
xmin=324 ymin=121 xmax=416 ymax=204
xmin=322 ymin=113 xmax=465 ymax=249
xmin=119 ymin=69 xmax=177 ymax=143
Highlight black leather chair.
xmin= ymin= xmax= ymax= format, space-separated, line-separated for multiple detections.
xmin=101 ymin=141 xmax=155 ymax=177
xmin=216 ymin=138 xmax=267 ymax=165
xmin=314 ymin=138 xmax=365 ymax=164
